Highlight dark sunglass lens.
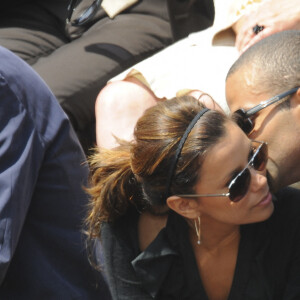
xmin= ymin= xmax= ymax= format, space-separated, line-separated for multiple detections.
xmin=242 ymin=119 xmax=254 ymax=134
xmin=253 ymin=143 xmax=268 ymax=171
xmin=232 ymin=110 xmax=253 ymax=134
xmin=229 ymin=168 xmax=251 ymax=202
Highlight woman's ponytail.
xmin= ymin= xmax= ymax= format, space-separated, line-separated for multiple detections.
xmin=86 ymin=142 xmax=140 ymax=240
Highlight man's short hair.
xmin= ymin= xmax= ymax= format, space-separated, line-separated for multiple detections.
xmin=227 ymin=30 xmax=300 ymax=96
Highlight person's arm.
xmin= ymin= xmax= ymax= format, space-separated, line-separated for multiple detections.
xmin=0 ymin=76 xmax=43 ymax=283
xmin=95 ymin=79 xmax=159 ymax=149
xmin=234 ymin=0 xmax=300 ymax=53
xmin=100 ymin=223 xmax=154 ymax=300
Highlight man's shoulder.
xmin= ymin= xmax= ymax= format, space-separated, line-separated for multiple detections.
xmin=274 ymin=186 xmax=300 ymax=205
xmin=272 ymin=186 xmax=300 ymax=225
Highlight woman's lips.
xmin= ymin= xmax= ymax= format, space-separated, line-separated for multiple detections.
xmin=256 ymin=191 xmax=272 ymax=207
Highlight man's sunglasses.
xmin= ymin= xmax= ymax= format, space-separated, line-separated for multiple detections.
xmin=233 ymin=87 xmax=299 ymax=134
xmin=175 ymin=140 xmax=268 ymax=202
xmin=66 ymin=0 xmax=101 ymax=26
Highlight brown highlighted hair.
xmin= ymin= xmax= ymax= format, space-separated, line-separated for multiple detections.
xmin=86 ymin=95 xmax=228 ymax=240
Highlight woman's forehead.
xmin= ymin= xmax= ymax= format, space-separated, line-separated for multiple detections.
xmin=199 ymin=121 xmax=250 ymax=182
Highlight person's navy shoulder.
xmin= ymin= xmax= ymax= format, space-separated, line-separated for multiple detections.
xmin=0 ymin=46 xmax=73 ymax=148
xmin=0 ymin=46 xmax=111 ymax=299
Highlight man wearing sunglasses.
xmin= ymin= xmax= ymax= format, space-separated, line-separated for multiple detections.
xmin=226 ymin=30 xmax=300 ymax=192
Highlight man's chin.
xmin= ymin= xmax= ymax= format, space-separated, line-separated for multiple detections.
xmin=266 ymin=170 xmax=281 ymax=193
xmin=266 ymin=159 xmax=285 ymax=192
xmin=266 ymin=169 xmax=296 ymax=192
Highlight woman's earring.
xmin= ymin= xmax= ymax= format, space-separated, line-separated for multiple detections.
xmin=194 ymin=216 xmax=201 ymax=245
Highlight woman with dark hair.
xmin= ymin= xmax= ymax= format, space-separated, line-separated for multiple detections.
xmin=87 ymin=95 xmax=300 ymax=300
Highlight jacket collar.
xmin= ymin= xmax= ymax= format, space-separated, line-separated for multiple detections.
xmin=131 ymin=212 xmax=179 ymax=298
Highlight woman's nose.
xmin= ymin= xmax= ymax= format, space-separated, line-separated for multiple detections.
xmin=250 ymin=168 xmax=268 ymax=192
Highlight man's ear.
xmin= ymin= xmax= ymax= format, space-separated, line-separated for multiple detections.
xmin=166 ymin=196 xmax=199 ymax=219
xmin=290 ymin=87 xmax=300 ymax=120
xmin=291 ymin=87 xmax=300 ymax=107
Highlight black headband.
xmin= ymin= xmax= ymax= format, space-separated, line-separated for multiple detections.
xmin=164 ymin=108 xmax=210 ymax=200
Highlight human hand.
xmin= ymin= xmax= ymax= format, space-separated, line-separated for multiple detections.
xmin=235 ymin=0 xmax=300 ymax=53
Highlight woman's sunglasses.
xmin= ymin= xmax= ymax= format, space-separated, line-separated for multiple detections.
xmin=175 ymin=140 xmax=268 ymax=202
xmin=232 ymin=87 xmax=299 ymax=134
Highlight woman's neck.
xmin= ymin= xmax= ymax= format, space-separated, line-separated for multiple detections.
xmin=188 ymin=216 xmax=241 ymax=300
xmin=187 ymin=216 xmax=240 ymax=252
xmin=138 ymin=212 xmax=168 ymax=251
